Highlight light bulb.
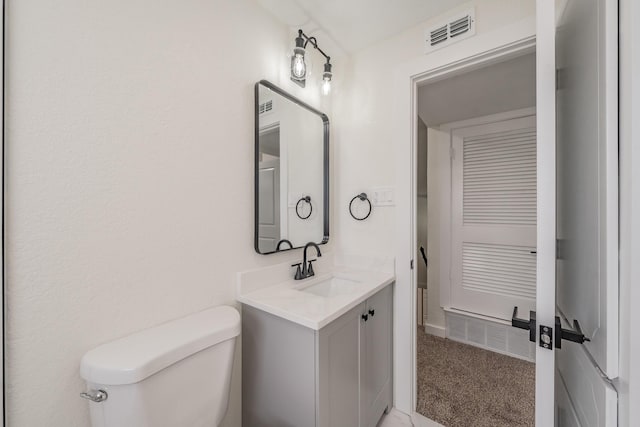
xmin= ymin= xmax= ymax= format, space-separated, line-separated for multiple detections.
xmin=322 ymin=77 xmax=331 ymax=95
xmin=321 ymin=60 xmax=332 ymax=95
xmin=293 ymin=54 xmax=306 ymax=78
xmin=291 ymin=46 xmax=306 ymax=81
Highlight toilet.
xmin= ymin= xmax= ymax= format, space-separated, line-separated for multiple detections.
xmin=80 ymin=305 xmax=240 ymax=427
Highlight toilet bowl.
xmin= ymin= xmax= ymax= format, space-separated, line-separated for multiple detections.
xmin=80 ymin=305 xmax=240 ymax=427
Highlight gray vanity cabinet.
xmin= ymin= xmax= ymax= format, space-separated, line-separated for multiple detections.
xmin=360 ymin=285 xmax=393 ymax=427
xmin=317 ymin=300 xmax=363 ymax=427
xmin=242 ymin=284 xmax=393 ymax=427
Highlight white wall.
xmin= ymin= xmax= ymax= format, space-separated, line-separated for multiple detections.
xmin=5 ymin=1 xmax=332 ymax=426
xmin=416 ymin=119 xmax=428 ymax=290
xmin=415 ymin=122 xmax=450 ymax=334
xmin=425 ymin=128 xmax=450 ymax=332
xmin=332 ymin=0 xmax=536 ymax=259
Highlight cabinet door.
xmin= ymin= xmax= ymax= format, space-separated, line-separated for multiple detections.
xmin=317 ymin=302 xmax=365 ymax=427
xmin=361 ymin=285 xmax=393 ymax=427
xmin=242 ymin=306 xmax=317 ymax=427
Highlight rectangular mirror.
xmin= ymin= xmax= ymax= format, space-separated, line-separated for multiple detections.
xmin=255 ymin=80 xmax=329 ymax=254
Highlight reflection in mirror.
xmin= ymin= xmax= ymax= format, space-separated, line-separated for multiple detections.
xmin=255 ymin=81 xmax=329 ymax=254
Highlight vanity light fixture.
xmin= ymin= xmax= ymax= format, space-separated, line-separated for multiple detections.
xmin=321 ymin=61 xmax=332 ymax=95
xmin=291 ymin=31 xmax=307 ymax=83
xmin=290 ymin=29 xmax=333 ymax=95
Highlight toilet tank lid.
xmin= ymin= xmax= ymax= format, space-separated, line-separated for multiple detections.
xmin=80 ymin=305 xmax=240 ymax=385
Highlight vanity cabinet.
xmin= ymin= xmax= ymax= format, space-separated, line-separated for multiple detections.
xmin=242 ymin=284 xmax=393 ymax=427
xmin=360 ymin=285 xmax=393 ymax=427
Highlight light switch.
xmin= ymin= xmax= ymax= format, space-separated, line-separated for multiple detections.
xmin=371 ymin=186 xmax=395 ymax=206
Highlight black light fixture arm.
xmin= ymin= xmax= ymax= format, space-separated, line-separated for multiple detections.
xmin=298 ymin=29 xmax=331 ymax=63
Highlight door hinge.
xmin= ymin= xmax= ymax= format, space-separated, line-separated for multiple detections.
xmin=410 ymin=259 xmax=414 ymax=270
xmin=556 ymin=238 xmax=565 ymax=260
xmin=556 ymin=68 xmax=566 ymax=91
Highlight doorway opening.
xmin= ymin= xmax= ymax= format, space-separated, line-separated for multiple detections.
xmin=414 ymin=51 xmax=537 ymax=427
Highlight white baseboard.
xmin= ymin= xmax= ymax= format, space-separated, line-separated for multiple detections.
xmin=424 ymin=323 xmax=446 ymax=338
xmin=378 ymin=408 xmax=414 ymax=427
xmin=412 ymin=412 xmax=445 ymax=427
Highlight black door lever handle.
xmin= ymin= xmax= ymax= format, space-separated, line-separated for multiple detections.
xmin=555 ymin=317 xmax=590 ymax=348
xmin=512 ymin=306 xmax=591 ymax=348
xmin=511 ymin=306 xmax=536 ymax=343
xmin=420 ymin=246 xmax=428 ymax=268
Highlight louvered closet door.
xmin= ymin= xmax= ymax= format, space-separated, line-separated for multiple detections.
xmin=450 ymin=115 xmax=537 ymax=321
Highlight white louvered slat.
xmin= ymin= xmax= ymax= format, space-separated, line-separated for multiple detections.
xmin=463 ymin=127 xmax=537 ymax=226
xmin=462 ymin=242 xmax=537 ymax=299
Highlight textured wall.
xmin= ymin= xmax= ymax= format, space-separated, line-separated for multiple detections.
xmin=5 ymin=1 xmax=332 ymax=425
xmin=331 ymin=0 xmax=536 ymax=258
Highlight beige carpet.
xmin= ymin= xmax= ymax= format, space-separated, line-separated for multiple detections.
xmin=416 ymin=330 xmax=535 ymax=427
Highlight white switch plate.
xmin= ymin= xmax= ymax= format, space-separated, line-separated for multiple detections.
xmin=370 ymin=186 xmax=395 ymax=206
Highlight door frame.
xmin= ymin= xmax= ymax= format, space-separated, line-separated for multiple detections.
xmin=391 ymin=15 xmax=537 ymax=422
xmin=618 ymin=0 xmax=640 ymax=424
xmin=2 ymin=0 xmax=5 ymax=423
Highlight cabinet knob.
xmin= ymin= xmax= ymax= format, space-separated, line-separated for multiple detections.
xmin=361 ymin=313 xmax=369 ymax=322
xmin=368 ymin=309 xmax=375 ymax=317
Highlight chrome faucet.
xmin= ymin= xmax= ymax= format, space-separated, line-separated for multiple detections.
xmin=292 ymin=242 xmax=322 ymax=280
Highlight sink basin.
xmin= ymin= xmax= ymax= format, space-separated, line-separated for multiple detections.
xmin=301 ymin=277 xmax=361 ymax=298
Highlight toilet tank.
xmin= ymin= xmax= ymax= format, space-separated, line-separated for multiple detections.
xmin=80 ymin=306 xmax=240 ymax=427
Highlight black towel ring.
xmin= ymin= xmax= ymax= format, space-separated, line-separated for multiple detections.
xmin=349 ymin=193 xmax=372 ymax=221
xmin=296 ymin=196 xmax=312 ymax=219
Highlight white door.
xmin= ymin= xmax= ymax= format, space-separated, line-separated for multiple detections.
xmin=451 ymin=115 xmax=537 ymax=321
xmin=554 ymin=0 xmax=619 ymax=425
xmin=257 ymin=159 xmax=280 ymax=253
xmin=537 ymin=0 xmax=618 ymax=426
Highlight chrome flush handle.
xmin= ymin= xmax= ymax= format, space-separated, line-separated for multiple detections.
xmin=80 ymin=389 xmax=108 ymax=403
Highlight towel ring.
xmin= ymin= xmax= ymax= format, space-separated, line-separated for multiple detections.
xmin=349 ymin=193 xmax=372 ymax=221
xmin=296 ymin=196 xmax=312 ymax=219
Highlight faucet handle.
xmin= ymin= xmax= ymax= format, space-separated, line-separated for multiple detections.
xmin=291 ymin=263 xmax=303 ymax=280
xmin=307 ymin=259 xmax=317 ymax=276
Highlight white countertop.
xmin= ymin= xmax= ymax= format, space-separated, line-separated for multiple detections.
xmin=236 ymin=254 xmax=395 ymax=330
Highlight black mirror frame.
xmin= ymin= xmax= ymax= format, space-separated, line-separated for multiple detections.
xmin=254 ymin=80 xmax=330 ymax=255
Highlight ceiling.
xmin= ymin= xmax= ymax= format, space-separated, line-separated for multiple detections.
xmin=256 ymin=0 xmax=470 ymax=55
xmin=418 ymin=53 xmax=537 ymax=127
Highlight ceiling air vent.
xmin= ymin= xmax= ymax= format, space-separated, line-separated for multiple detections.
xmin=425 ymin=8 xmax=475 ymax=53
xmin=259 ymin=99 xmax=273 ymax=115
